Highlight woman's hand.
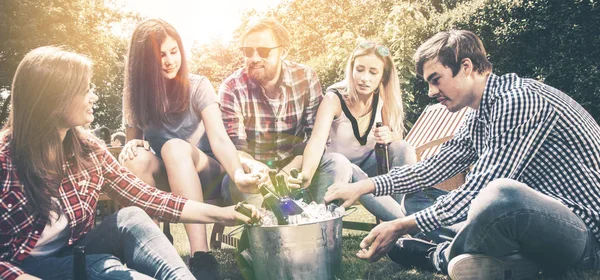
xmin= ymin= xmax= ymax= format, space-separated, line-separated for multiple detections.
xmin=233 ymin=164 xmax=266 ymax=194
xmin=221 ymin=203 xmax=260 ymax=226
xmin=374 ymin=125 xmax=393 ymax=145
xmin=287 ymin=171 xmax=310 ymax=189
xmin=118 ymin=139 xmax=150 ymax=163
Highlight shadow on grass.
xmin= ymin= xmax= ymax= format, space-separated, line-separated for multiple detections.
xmin=204 ymin=234 xmax=600 ymax=280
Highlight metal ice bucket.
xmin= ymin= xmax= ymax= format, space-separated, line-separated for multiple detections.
xmin=247 ymin=215 xmax=343 ymax=280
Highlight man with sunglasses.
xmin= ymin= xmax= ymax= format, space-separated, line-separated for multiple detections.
xmin=218 ymin=18 xmax=352 ymax=208
xmin=324 ymin=30 xmax=600 ymax=279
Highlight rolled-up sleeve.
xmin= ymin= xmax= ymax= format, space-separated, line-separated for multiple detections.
xmin=100 ymin=149 xmax=187 ymax=222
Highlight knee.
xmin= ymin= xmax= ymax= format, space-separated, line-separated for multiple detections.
xmin=388 ymin=140 xmax=417 ymax=166
xmin=320 ymin=153 xmax=351 ymax=168
xmin=161 ymin=138 xmax=192 ymax=160
xmin=469 ymin=179 xmax=530 ymax=217
xmin=116 ymin=207 xmax=154 ymax=226
xmin=319 ymin=153 xmax=353 ymax=178
xmin=122 ymin=147 xmax=156 ymax=174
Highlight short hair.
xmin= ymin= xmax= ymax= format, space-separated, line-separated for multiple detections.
xmin=414 ymin=30 xmax=492 ymax=77
xmin=93 ymin=126 xmax=111 ymax=145
xmin=111 ymin=132 xmax=126 ymax=146
xmin=241 ymin=18 xmax=290 ymax=48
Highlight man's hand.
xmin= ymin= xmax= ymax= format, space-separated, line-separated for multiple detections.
xmin=323 ymin=179 xmax=375 ymax=208
xmin=118 ymin=139 xmax=150 ymax=163
xmin=357 ymin=216 xmax=418 ymax=262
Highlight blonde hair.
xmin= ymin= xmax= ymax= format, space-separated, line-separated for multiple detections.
xmin=331 ymin=42 xmax=404 ymax=137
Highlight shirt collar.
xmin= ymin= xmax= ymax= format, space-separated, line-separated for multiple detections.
xmin=475 ymin=73 xmax=499 ymax=123
xmin=280 ymin=60 xmax=294 ymax=87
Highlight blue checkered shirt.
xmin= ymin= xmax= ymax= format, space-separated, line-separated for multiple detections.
xmin=372 ymin=73 xmax=600 ymax=243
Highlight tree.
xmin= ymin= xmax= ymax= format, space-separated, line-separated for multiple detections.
xmin=0 ymin=0 xmax=137 ymax=130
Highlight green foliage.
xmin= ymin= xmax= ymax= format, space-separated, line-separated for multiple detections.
xmin=190 ymin=0 xmax=600 ymax=130
xmin=4 ymin=0 xmax=597 ymax=131
xmin=189 ymin=40 xmax=244 ymax=91
xmin=411 ymin=0 xmax=600 ymax=122
xmin=0 ymin=0 xmax=137 ymax=130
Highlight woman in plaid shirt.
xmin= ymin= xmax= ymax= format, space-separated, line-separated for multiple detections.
xmin=0 ymin=46 xmax=259 ymax=280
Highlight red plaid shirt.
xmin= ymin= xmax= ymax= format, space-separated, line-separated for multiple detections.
xmin=218 ymin=60 xmax=323 ymax=165
xmin=0 ymin=133 xmax=187 ymax=280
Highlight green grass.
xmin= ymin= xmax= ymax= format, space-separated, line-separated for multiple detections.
xmin=168 ymin=206 xmax=600 ymax=280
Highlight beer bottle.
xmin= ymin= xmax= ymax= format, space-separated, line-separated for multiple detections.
xmin=276 ymin=174 xmax=303 ymax=215
xmin=289 ymin=168 xmax=313 ymax=203
xmin=73 ymin=245 xmax=86 ymax=280
xmin=374 ymin=122 xmax=390 ymax=175
xmin=275 ymin=174 xmax=292 ymax=198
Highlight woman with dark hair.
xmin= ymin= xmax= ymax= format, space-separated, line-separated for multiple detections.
xmin=120 ymin=18 xmax=263 ymax=278
xmin=0 ymin=46 xmax=258 ymax=280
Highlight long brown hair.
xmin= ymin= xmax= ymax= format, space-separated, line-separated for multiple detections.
xmin=124 ymin=18 xmax=190 ymax=128
xmin=6 ymin=46 xmax=96 ymax=224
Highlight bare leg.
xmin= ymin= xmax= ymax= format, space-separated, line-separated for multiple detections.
xmin=161 ymin=138 xmax=224 ymax=254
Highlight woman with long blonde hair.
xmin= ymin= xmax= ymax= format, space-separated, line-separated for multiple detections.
xmin=290 ymin=41 xmax=416 ymax=220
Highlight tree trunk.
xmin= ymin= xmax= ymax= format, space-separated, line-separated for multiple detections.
xmin=0 ymin=94 xmax=11 ymax=126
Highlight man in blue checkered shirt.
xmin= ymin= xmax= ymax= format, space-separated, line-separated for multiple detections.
xmin=325 ymin=30 xmax=600 ymax=279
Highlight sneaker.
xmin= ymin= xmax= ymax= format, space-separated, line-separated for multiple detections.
xmin=387 ymin=238 xmax=437 ymax=271
xmin=448 ymin=254 xmax=539 ymax=280
xmin=189 ymin=251 xmax=220 ymax=280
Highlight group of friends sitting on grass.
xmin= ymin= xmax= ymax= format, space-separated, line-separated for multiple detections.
xmin=1 ymin=17 xmax=599 ymax=280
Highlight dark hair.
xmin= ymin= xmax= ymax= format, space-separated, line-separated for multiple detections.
xmin=124 ymin=18 xmax=190 ymax=128
xmin=414 ymin=30 xmax=492 ymax=77
xmin=93 ymin=126 xmax=111 ymax=145
xmin=6 ymin=46 xmax=97 ymax=224
xmin=241 ymin=18 xmax=290 ymax=48
xmin=111 ymin=131 xmax=126 ymax=146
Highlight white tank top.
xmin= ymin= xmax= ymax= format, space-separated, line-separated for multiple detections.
xmin=327 ymin=89 xmax=383 ymax=165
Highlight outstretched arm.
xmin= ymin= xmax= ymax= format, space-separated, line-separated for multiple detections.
xmin=289 ymin=92 xmax=341 ymax=188
xmin=202 ymin=104 xmax=264 ymax=193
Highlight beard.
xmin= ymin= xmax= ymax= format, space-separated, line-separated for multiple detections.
xmin=247 ymin=61 xmax=278 ymax=84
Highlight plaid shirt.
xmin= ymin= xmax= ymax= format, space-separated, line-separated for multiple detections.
xmin=373 ymin=73 xmax=600 ymax=243
xmin=218 ymin=60 xmax=322 ymax=165
xmin=0 ymin=133 xmax=187 ymax=280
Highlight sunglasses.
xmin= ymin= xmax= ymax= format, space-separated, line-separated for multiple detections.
xmin=239 ymin=46 xmax=282 ymax=59
xmin=358 ymin=41 xmax=391 ymax=57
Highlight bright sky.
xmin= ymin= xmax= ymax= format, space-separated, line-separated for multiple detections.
xmin=118 ymin=0 xmax=282 ymax=50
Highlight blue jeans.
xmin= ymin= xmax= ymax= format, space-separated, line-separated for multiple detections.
xmin=20 ymin=207 xmax=194 ymax=279
xmin=356 ymin=140 xmax=417 ymax=179
xmin=407 ymin=179 xmax=600 ymax=275
xmin=355 ymin=140 xmax=418 ymax=221
xmin=223 ymin=152 xmax=353 ymax=206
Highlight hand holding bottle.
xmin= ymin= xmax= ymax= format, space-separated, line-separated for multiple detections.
xmin=373 ymin=123 xmax=393 ymax=144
